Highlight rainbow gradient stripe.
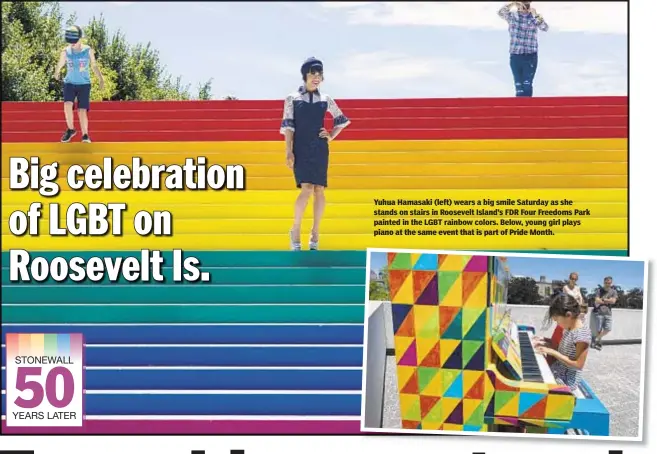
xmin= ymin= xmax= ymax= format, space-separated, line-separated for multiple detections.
xmin=6 ymin=333 xmax=83 ymax=361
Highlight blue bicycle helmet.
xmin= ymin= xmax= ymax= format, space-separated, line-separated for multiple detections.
xmin=65 ymin=25 xmax=82 ymax=44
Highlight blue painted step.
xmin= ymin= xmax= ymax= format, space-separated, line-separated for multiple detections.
xmin=1 ymin=369 xmax=363 ymax=390
xmin=1 ymin=325 xmax=364 ymax=344
xmin=2 ymin=346 xmax=363 ymax=367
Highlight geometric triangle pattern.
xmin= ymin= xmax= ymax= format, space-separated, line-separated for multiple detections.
xmin=387 ymin=251 xmax=577 ymax=433
xmin=389 ymin=252 xmax=494 ymax=432
xmin=483 ymin=368 xmax=576 ymax=428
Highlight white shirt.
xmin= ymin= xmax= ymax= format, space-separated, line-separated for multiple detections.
xmin=563 ymin=284 xmax=583 ymax=303
xmin=563 ymin=284 xmax=586 ymax=321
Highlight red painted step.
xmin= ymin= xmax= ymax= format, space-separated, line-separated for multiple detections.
xmin=2 ymin=115 xmax=627 ymax=134
xmin=1 ymin=126 xmax=627 ymax=143
xmin=1 ymin=105 xmax=628 ymax=122
xmin=0 ymin=96 xmax=628 ymax=112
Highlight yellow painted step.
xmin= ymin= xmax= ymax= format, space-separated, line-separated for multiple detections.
xmin=2 ymin=188 xmax=628 ymax=205
xmin=1 ymin=150 xmax=629 ymax=170
xmin=2 ymin=162 xmax=626 ymax=179
xmin=0 ymin=218 xmax=626 ymax=236
xmin=1 ymin=151 xmax=628 ymax=169
xmin=1 ymin=232 xmax=627 ymax=251
xmin=2 ymin=150 xmax=628 ymax=172
xmin=1 ymin=138 xmax=627 ymax=154
xmin=2 ymin=202 xmax=627 ymax=221
xmin=1 ymin=175 xmax=628 ymax=191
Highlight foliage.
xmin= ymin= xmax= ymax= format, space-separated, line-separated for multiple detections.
xmin=507 ymin=276 xmax=542 ymax=305
xmin=2 ymin=1 xmax=213 ymax=101
xmin=369 ymin=266 xmax=389 ymax=301
xmin=198 ymin=79 xmax=214 ymax=101
xmin=365 ymin=267 xmax=644 ymax=309
xmin=2 ymin=2 xmax=60 ymax=101
xmin=506 ymin=276 xmax=644 ymax=310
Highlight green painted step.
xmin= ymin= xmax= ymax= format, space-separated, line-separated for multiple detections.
xmin=1 ymin=305 xmax=365 ymax=324
xmin=2 ymin=267 xmax=365 ymax=285
xmin=1 ymin=250 xmax=367 ymax=267
xmin=502 ymin=250 xmax=627 ymax=256
xmin=0 ymin=250 xmax=626 ymax=274
xmin=2 ymin=284 xmax=365 ymax=304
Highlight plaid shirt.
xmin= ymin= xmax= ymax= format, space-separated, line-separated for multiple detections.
xmin=498 ymin=5 xmax=549 ymax=54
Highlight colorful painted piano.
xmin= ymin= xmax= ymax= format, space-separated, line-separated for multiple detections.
xmin=363 ymin=251 xmax=609 ymax=436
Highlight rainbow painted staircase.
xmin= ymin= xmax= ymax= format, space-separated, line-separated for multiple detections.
xmin=1 ymin=96 xmax=628 ymax=434
xmin=2 ymin=251 xmax=365 ymax=434
xmin=2 ymin=96 xmax=628 ymax=252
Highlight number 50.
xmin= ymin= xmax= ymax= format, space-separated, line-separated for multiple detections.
xmin=14 ymin=367 xmax=75 ymax=409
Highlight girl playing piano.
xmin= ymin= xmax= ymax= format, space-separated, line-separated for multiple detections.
xmin=549 ymin=272 xmax=588 ymax=361
xmin=533 ymin=293 xmax=592 ymax=391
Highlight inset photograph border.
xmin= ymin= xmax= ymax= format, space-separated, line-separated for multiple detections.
xmin=361 ymin=248 xmax=648 ymax=441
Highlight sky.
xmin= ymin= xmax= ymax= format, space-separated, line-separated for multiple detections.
xmin=369 ymin=252 xmax=645 ymax=291
xmin=62 ymin=1 xmax=628 ymax=99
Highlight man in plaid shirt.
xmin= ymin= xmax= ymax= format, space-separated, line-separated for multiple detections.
xmin=498 ymin=1 xmax=549 ymax=97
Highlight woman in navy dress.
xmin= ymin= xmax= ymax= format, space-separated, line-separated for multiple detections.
xmin=280 ymin=57 xmax=351 ymax=250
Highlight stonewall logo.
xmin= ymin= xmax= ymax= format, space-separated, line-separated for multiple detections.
xmin=5 ymin=333 xmax=84 ymax=427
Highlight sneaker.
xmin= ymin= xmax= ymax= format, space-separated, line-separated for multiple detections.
xmin=61 ymin=129 xmax=77 ymax=143
xmin=289 ymin=229 xmax=301 ymax=251
xmin=81 ymin=134 xmax=91 ymax=143
xmin=592 ymin=342 xmax=602 ymax=351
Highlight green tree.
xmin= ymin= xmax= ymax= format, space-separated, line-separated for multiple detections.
xmin=82 ymin=14 xmax=193 ymax=101
xmin=2 ymin=1 xmax=62 ymax=101
xmin=198 ymin=79 xmax=213 ymax=101
xmin=369 ymin=266 xmax=389 ymax=301
xmin=2 ymin=1 xmax=212 ymax=101
xmin=624 ymin=287 xmax=644 ymax=309
xmin=507 ymin=276 xmax=541 ymax=305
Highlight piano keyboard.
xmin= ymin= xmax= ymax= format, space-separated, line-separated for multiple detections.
xmin=518 ymin=331 xmax=556 ymax=385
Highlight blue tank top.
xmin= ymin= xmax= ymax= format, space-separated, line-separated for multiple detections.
xmin=64 ymin=45 xmax=91 ymax=85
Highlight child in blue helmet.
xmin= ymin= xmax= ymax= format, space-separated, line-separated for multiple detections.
xmin=280 ymin=57 xmax=351 ymax=251
xmin=54 ymin=25 xmax=105 ymax=143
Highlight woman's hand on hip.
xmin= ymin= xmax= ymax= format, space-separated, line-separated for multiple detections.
xmin=319 ymin=128 xmax=331 ymax=141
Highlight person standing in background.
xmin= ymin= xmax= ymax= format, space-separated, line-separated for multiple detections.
xmin=498 ymin=1 xmax=549 ymax=97
xmin=54 ymin=25 xmax=105 ymax=143
xmin=591 ymin=276 xmax=618 ymax=350
xmin=563 ymin=272 xmax=586 ymax=321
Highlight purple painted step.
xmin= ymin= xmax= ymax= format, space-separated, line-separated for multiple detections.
xmin=2 ymin=419 xmax=362 ymax=434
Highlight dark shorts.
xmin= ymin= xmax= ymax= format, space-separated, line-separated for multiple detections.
xmin=63 ymin=83 xmax=91 ymax=110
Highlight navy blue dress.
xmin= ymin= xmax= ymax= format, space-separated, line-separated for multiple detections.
xmin=280 ymin=87 xmax=350 ymax=188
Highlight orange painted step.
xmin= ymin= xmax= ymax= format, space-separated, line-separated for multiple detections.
xmin=1 ymin=127 xmax=628 ymax=143
xmin=2 ymin=116 xmax=626 ymax=133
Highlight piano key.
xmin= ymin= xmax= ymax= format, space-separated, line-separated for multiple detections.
xmin=521 ymin=331 xmax=557 ymax=385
